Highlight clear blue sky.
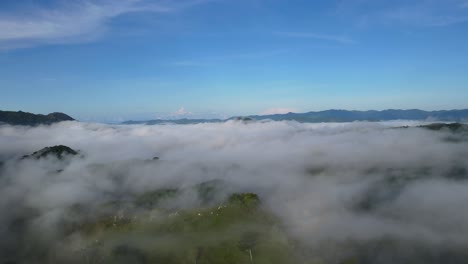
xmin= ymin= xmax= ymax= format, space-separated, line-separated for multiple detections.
xmin=1 ymin=0 xmax=468 ymax=122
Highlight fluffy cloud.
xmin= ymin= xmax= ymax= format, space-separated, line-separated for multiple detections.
xmin=0 ymin=120 xmax=467 ymax=261
xmin=173 ymin=106 xmax=192 ymax=116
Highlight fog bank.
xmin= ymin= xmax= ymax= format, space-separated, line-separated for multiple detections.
xmin=1 ymin=120 xmax=467 ymax=263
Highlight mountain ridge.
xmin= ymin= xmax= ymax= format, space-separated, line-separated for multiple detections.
xmin=0 ymin=110 xmax=74 ymax=126
xmin=3 ymin=109 xmax=468 ymax=125
xmin=123 ymin=109 xmax=468 ymax=124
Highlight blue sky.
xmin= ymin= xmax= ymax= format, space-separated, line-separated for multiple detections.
xmin=0 ymin=0 xmax=468 ymax=122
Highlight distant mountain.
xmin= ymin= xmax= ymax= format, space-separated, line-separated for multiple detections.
xmin=243 ymin=109 xmax=468 ymax=123
xmin=0 ymin=110 xmax=74 ymax=126
xmin=122 ymin=109 xmax=468 ymax=124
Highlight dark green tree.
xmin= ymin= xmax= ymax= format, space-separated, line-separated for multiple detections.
xmin=238 ymin=231 xmax=259 ymax=263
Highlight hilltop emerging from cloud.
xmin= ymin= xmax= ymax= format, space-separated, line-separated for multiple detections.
xmin=2 ymin=109 xmax=468 ymax=126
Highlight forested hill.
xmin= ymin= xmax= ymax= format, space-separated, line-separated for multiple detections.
xmin=0 ymin=110 xmax=74 ymax=126
xmin=244 ymin=109 xmax=468 ymax=122
xmin=123 ymin=109 xmax=468 ymax=124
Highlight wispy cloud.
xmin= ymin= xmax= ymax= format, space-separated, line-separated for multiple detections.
xmin=0 ymin=0 xmax=213 ymax=50
xmin=336 ymin=0 xmax=468 ymax=28
xmin=381 ymin=6 xmax=468 ymax=27
xmin=171 ymin=60 xmax=210 ymax=67
xmin=273 ymin=31 xmax=356 ymax=44
xmin=171 ymin=49 xmax=289 ymax=67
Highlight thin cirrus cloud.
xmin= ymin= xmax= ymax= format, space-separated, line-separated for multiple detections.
xmin=170 ymin=49 xmax=290 ymax=67
xmin=273 ymin=31 xmax=356 ymax=44
xmin=0 ymin=0 xmax=212 ymax=50
xmin=336 ymin=0 xmax=468 ymax=27
xmin=379 ymin=6 xmax=468 ymax=27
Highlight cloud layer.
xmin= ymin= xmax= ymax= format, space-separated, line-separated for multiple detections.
xmin=0 ymin=120 xmax=468 ymax=262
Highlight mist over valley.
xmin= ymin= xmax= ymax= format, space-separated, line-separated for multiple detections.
xmin=1 ymin=120 xmax=468 ymax=263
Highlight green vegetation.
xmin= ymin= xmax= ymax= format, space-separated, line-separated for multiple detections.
xmin=227 ymin=193 xmax=260 ymax=208
xmin=134 ymin=188 xmax=179 ymax=209
xmin=51 ymin=189 xmax=295 ymax=264
xmin=22 ymin=145 xmax=79 ymax=160
xmin=418 ymin=122 xmax=468 ymax=132
xmin=0 ymin=110 xmax=74 ymax=126
xmin=8 ymin=178 xmax=468 ymax=264
xmin=233 ymin=117 xmax=254 ymax=122
xmin=195 ymin=179 xmax=226 ymax=205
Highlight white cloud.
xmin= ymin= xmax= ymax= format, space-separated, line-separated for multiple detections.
xmin=0 ymin=0 xmax=212 ymax=50
xmin=260 ymin=107 xmax=296 ymax=115
xmin=1 ymin=121 xmax=468 ymax=245
xmin=173 ymin=106 xmax=192 ymax=116
xmin=1 ymin=121 xmax=468 ymax=261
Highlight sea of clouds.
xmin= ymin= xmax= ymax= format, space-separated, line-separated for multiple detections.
xmin=1 ymin=120 xmax=467 ymax=262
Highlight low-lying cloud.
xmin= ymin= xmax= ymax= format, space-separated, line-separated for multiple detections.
xmin=0 ymin=120 xmax=467 ymax=262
